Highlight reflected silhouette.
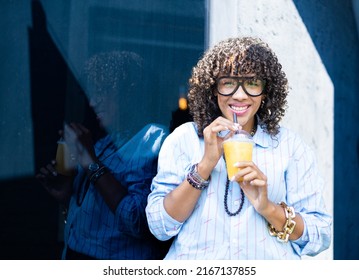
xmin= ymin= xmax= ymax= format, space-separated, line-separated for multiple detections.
xmin=1 ymin=0 xmax=204 ymax=260
xmin=36 ymin=51 xmax=171 ymax=260
xmin=29 ymin=0 xmax=102 ymax=172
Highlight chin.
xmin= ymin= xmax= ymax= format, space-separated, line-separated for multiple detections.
xmin=97 ymin=118 xmax=107 ymax=129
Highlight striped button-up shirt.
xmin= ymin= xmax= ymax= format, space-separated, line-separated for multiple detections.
xmin=146 ymin=122 xmax=332 ymax=259
xmin=63 ymin=123 xmax=169 ymax=259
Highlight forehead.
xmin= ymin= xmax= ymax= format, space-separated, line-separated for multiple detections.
xmin=217 ymin=73 xmax=256 ymax=79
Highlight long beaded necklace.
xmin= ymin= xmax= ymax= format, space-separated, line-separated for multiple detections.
xmin=223 ymin=124 xmax=257 ymax=216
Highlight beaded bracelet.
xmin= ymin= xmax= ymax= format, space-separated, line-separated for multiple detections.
xmin=186 ymin=163 xmax=211 ymax=190
xmin=268 ymin=202 xmax=296 ymax=243
xmin=89 ymin=166 xmax=108 ymax=184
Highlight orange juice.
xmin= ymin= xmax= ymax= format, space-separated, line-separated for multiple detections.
xmin=223 ymin=132 xmax=253 ymax=181
xmin=55 ymin=140 xmax=76 ymax=176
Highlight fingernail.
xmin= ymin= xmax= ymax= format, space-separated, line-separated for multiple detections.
xmin=233 ymin=162 xmax=239 ymax=167
xmin=230 ymin=176 xmax=236 ymax=182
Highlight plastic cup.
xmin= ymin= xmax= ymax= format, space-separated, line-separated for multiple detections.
xmin=222 ymin=130 xmax=254 ymax=181
xmin=55 ymin=140 xmax=76 ymax=176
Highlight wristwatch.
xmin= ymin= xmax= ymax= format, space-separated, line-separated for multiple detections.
xmin=88 ymin=162 xmax=101 ymax=174
xmin=86 ymin=162 xmax=108 ymax=184
xmin=186 ymin=163 xmax=211 ymax=190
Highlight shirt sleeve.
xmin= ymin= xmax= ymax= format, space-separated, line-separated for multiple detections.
xmin=113 ymin=124 xmax=169 ymax=238
xmin=286 ymin=134 xmax=332 ymax=256
xmin=146 ymin=124 xmax=195 ymax=241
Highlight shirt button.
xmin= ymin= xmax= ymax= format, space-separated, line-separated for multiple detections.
xmin=234 ymin=201 xmax=239 ymax=206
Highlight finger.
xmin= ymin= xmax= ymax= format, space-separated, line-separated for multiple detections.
xmin=39 ymin=166 xmax=50 ymax=176
xmin=64 ymin=123 xmax=76 ymax=139
xmin=242 ymin=170 xmax=259 ymax=182
xmin=236 ymin=163 xmax=266 ymax=182
xmin=217 ymin=116 xmax=242 ymax=130
xmin=70 ymin=123 xmax=90 ymax=136
xmin=204 ymin=117 xmax=235 ymax=135
xmin=68 ymin=123 xmax=83 ymax=135
xmin=35 ymin=174 xmax=48 ymax=186
xmin=76 ymin=123 xmax=89 ymax=133
xmin=232 ymin=167 xmax=256 ymax=182
xmin=216 ymin=120 xmax=238 ymax=131
xmin=211 ymin=125 xmax=231 ymax=134
xmin=234 ymin=161 xmax=254 ymax=168
xmin=249 ymin=179 xmax=267 ymax=186
xmin=240 ymin=180 xmax=251 ymax=187
xmin=210 ymin=123 xmax=238 ymax=136
xmin=46 ymin=163 xmax=57 ymax=176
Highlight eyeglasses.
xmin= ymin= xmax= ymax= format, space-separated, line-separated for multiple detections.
xmin=215 ymin=76 xmax=265 ymax=97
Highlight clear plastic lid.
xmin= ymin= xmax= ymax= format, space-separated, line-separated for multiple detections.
xmin=223 ymin=130 xmax=254 ymax=143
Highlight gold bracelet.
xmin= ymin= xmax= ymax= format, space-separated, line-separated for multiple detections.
xmin=268 ymin=202 xmax=296 ymax=243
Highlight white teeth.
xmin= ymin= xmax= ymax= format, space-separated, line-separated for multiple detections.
xmin=230 ymin=105 xmax=248 ymax=112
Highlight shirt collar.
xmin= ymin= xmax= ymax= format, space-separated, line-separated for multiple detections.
xmin=253 ymin=124 xmax=274 ymax=148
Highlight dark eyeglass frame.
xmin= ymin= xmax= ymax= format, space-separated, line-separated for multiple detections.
xmin=215 ymin=76 xmax=266 ymax=97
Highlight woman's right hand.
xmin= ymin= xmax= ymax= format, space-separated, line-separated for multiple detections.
xmin=200 ymin=116 xmax=240 ymax=174
xmin=36 ymin=160 xmax=74 ymax=205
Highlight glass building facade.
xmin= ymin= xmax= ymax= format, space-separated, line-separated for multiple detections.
xmin=0 ymin=0 xmax=205 ymax=259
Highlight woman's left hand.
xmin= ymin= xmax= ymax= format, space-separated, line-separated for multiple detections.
xmin=231 ymin=161 xmax=270 ymax=214
xmin=64 ymin=123 xmax=97 ymax=168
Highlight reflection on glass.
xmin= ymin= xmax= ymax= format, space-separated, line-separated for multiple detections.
xmin=0 ymin=0 xmax=205 ymax=260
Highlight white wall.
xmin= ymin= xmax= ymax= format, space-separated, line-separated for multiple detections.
xmin=209 ymin=0 xmax=334 ymax=260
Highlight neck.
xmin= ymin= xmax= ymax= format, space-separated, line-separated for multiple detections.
xmin=243 ymin=117 xmax=257 ymax=136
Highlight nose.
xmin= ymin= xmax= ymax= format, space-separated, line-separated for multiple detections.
xmin=232 ymin=85 xmax=248 ymax=99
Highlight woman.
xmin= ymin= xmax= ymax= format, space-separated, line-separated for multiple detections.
xmin=146 ymin=37 xmax=332 ymax=259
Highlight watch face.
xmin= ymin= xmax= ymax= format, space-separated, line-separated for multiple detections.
xmin=88 ymin=162 xmax=100 ymax=172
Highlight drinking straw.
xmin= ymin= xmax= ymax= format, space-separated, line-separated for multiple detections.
xmin=233 ymin=113 xmax=238 ymax=124
xmin=233 ymin=113 xmax=240 ymax=134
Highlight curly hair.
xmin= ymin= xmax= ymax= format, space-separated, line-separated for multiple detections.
xmin=82 ymin=50 xmax=143 ymax=98
xmin=188 ymin=37 xmax=288 ymax=137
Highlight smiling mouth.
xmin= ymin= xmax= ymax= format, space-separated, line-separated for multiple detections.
xmin=230 ymin=105 xmax=249 ymax=113
xmin=95 ymin=111 xmax=105 ymax=119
